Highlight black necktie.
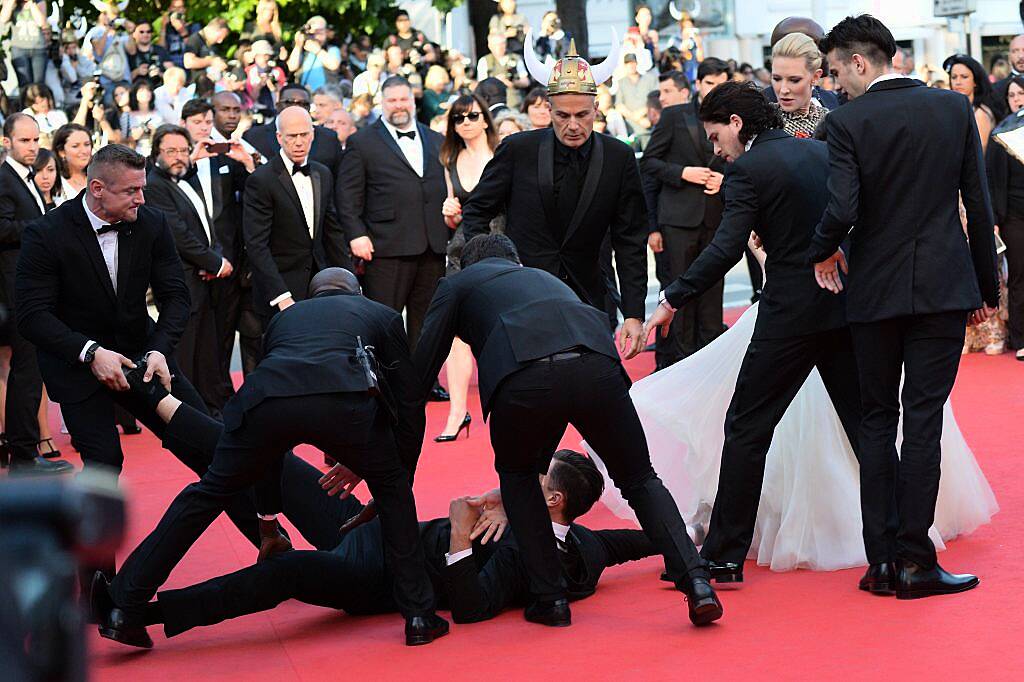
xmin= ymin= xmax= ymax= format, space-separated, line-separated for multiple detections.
xmin=25 ymin=167 xmax=36 ymax=182
xmin=96 ymin=222 xmax=125 ymax=235
xmin=292 ymin=163 xmax=310 ymax=176
xmin=396 ymin=130 xmax=416 ymax=140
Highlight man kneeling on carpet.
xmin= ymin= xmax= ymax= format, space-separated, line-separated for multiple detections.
xmin=93 ymin=268 xmax=448 ymax=647
xmin=92 ymin=378 xmax=656 ymax=641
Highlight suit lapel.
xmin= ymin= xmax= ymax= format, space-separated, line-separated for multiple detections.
xmin=562 ymin=134 xmax=605 ymax=245
xmin=71 ymin=202 xmax=117 ymax=304
xmin=1 ymin=163 xmax=44 ymax=216
xmin=681 ymin=105 xmax=709 ymax=164
xmin=310 ymin=166 xmax=323 ymax=240
xmin=373 ymin=120 xmax=417 ymax=175
xmin=209 ymin=155 xmax=224 ymax=220
xmin=537 ymin=131 xmax=557 ymax=226
xmin=275 ymin=157 xmax=309 ymax=236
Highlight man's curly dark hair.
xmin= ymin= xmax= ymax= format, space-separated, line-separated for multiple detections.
xmin=698 ymin=81 xmax=784 ymax=145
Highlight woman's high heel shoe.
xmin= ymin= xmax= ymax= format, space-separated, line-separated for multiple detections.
xmin=37 ymin=438 xmax=62 ymax=459
xmin=434 ymin=413 xmax=471 ymax=443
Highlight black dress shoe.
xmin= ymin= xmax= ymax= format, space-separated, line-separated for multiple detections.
xmin=684 ymin=578 xmax=724 ymax=626
xmin=9 ymin=456 xmax=74 ymax=475
xmin=524 ymin=598 xmax=571 ymax=627
xmin=859 ymin=562 xmax=897 ymax=594
xmin=896 ymin=560 xmax=979 ymax=600
xmin=706 ymin=560 xmax=743 ymax=584
xmin=428 ymin=382 xmax=450 ymax=402
xmin=92 ymin=572 xmax=153 ymax=649
xmin=405 ymin=614 xmax=449 ymax=646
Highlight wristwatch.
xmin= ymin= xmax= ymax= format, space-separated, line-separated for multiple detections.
xmin=83 ymin=342 xmax=101 ymax=364
xmin=658 ymin=291 xmax=677 ymax=313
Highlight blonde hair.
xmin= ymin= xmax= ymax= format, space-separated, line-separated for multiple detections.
xmin=772 ymin=32 xmax=823 ymax=74
xmin=424 ymin=65 xmax=450 ymax=91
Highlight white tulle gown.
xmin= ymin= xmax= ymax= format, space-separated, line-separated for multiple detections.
xmin=585 ymin=304 xmax=998 ymax=571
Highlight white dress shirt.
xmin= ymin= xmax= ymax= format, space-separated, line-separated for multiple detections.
xmin=5 ymin=157 xmax=45 ymax=213
xmin=78 ymin=195 xmax=121 ymax=361
xmin=445 ymin=522 xmax=570 ymax=565
xmin=867 ymin=72 xmax=907 ymax=91
xmin=175 ymin=176 xmax=214 ymax=246
xmin=381 ymin=118 xmax=423 ymax=177
xmin=195 ymin=157 xmax=215 ymax=218
xmin=268 ymin=150 xmax=316 ymax=308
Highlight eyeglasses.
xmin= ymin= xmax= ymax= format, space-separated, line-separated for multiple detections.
xmin=281 ymin=99 xmax=311 ymax=109
xmin=454 ymin=111 xmax=482 ymax=124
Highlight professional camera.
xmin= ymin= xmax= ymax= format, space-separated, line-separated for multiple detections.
xmin=0 ymin=472 xmax=125 ymax=682
xmin=170 ymin=11 xmax=185 ymax=23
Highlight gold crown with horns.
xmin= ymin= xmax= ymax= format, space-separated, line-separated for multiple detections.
xmin=524 ymin=30 xmax=621 ymax=96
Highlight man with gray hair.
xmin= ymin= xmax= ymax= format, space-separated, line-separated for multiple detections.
xmin=312 ymin=84 xmax=345 ymax=127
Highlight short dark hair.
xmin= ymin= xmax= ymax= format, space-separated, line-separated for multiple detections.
xmin=549 ymin=450 xmax=604 ymax=521
xmin=3 ymin=111 xmax=37 ymax=138
xmin=646 ymin=90 xmax=662 ymax=111
xmin=31 ymin=147 xmax=56 ymax=174
xmin=699 ymin=80 xmax=784 ymax=144
xmin=697 ymin=57 xmax=732 ymax=81
xmin=128 ymin=79 xmax=154 ymax=112
xmin=943 ymin=53 xmax=995 ymax=112
xmin=151 ymin=123 xmax=193 ymax=162
xmin=520 ymin=86 xmax=548 ymax=114
xmin=382 ymin=75 xmax=412 ymax=95
xmin=461 ymin=234 xmax=520 ymax=268
xmin=475 ymin=77 xmax=508 ymax=106
xmin=87 ymin=144 xmax=146 ymax=183
xmin=658 ymin=70 xmax=691 ymax=92
xmin=181 ymin=98 xmax=213 ymax=121
xmin=818 ymin=14 xmax=897 ymax=67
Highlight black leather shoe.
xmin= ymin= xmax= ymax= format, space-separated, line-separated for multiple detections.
xmin=859 ymin=562 xmax=897 ymax=594
xmin=896 ymin=560 xmax=979 ymax=600
xmin=524 ymin=598 xmax=571 ymax=627
xmin=405 ymin=614 xmax=449 ymax=646
xmin=122 ymin=360 xmax=170 ymax=411
xmin=9 ymin=456 xmax=73 ymax=475
xmin=684 ymin=578 xmax=724 ymax=626
xmin=428 ymin=382 xmax=450 ymax=402
xmin=707 ymin=560 xmax=743 ymax=584
xmin=92 ymin=572 xmax=153 ymax=649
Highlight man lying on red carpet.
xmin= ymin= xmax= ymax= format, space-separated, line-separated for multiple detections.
xmin=92 ymin=388 xmax=658 ymax=644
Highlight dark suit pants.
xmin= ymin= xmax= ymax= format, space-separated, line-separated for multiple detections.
xmin=362 ymin=251 xmax=445 ymax=348
xmin=176 ymin=288 xmax=230 ymax=418
xmin=1003 ymin=214 xmax=1024 ymax=349
xmin=5 ymin=316 xmax=42 ymax=463
xmin=109 ymin=392 xmax=434 ymax=620
xmin=850 ymin=311 xmax=966 ymax=568
xmin=157 ymin=450 xmax=394 ymax=637
xmin=662 ymin=223 xmax=724 ymax=364
xmin=488 ymin=351 xmax=708 ymax=602
xmin=701 ymin=327 xmax=862 ymax=564
xmin=214 ymin=269 xmax=263 ymax=377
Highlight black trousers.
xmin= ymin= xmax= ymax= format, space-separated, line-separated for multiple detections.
xmin=701 ymin=327 xmax=862 ymax=564
xmin=109 ymin=392 xmax=435 ymax=620
xmin=5 ymin=315 xmax=42 ymax=463
xmin=850 ymin=311 xmax=966 ymax=568
xmin=1003 ymin=214 xmax=1024 ymax=349
xmin=661 ymin=223 xmax=724 ymax=366
xmin=362 ymin=251 xmax=446 ymax=349
xmin=175 ymin=286 xmax=230 ymax=418
xmin=652 ymin=247 xmax=673 ymax=360
xmin=488 ymin=351 xmax=707 ymax=602
xmin=215 ymin=269 xmax=263 ymax=377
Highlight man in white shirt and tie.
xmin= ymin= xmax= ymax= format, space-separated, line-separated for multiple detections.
xmin=0 ymin=113 xmax=73 ymax=473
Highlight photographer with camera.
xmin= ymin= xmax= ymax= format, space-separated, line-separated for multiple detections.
xmin=156 ymin=0 xmax=194 ymax=68
xmin=60 ymin=32 xmax=96 ymax=105
xmin=0 ymin=0 xmax=49 ymax=87
xmin=488 ymin=0 xmax=529 ymax=55
xmin=245 ymin=39 xmax=285 ymax=118
xmin=183 ymin=17 xmax=228 ymax=84
xmin=84 ymin=1 xmax=132 ymax=92
xmin=286 ymin=15 xmax=341 ymax=92
xmin=125 ymin=21 xmax=173 ymax=85
xmin=71 ymin=79 xmax=121 ymax=145
xmin=242 ymin=0 xmax=284 ymax=59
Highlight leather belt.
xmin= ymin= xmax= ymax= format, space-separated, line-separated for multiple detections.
xmin=533 ymin=348 xmax=586 ymax=363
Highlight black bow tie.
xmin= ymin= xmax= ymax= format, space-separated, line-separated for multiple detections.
xmin=396 ymin=130 xmax=416 ymax=140
xmin=291 ymin=163 xmax=310 ymax=176
xmin=96 ymin=222 xmax=126 ymax=235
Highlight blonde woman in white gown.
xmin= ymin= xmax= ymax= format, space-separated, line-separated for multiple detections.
xmin=587 ymin=250 xmax=998 ymax=572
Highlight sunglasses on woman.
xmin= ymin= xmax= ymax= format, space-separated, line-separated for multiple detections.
xmin=454 ymin=111 xmax=482 ymax=124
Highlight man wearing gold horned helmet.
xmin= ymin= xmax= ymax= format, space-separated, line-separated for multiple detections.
xmin=461 ymin=33 xmax=650 ymax=358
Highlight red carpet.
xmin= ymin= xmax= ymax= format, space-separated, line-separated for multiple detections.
xmin=83 ymin=313 xmax=1024 ymax=680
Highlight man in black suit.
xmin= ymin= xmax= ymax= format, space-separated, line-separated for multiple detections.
xmin=809 ymin=15 xmax=999 ymax=599
xmin=242 ymin=106 xmax=349 ymax=325
xmin=644 ymin=82 xmax=862 ymax=585
xmin=242 ymin=84 xmax=343 ymax=179
xmin=99 ymin=268 xmax=447 ymax=648
xmin=642 ymin=70 xmax=726 ymax=369
xmin=145 ymin=123 xmax=234 ymax=416
xmin=337 ymin=75 xmax=448 ymax=349
xmin=991 ymin=34 xmax=1024 ymax=123
xmin=414 ymin=235 xmax=721 ymax=628
xmin=461 ymin=54 xmax=649 ymax=355
xmin=0 ymin=113 xmax=72 ymax=473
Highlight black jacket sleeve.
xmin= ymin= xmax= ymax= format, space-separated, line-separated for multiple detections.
xmin=612 ymin=154 xmax=654 ymax=320
xmin=664 ymin=163 xmax=757 ymax=309
xmin=807 ymin=113 xmax=859 ymax=263
xmin=959 ymin=97 xmax=1000 ymax=308
xmin=461 ymin=140 xmax=513 ymax=241
xmin=411 ymin=277 xmax=458 ymax=402
xmin=640 ymin=109 xmax=688 ymax=188
xmin=242 ymin=170 xmax=291 ymax=304
xmin=146 ymin=215 xmax=193 ymax=357
xmin=319 ymin=170 xmax=353 ymax=270
xmin=986 ymin=138 xmax=1009 ymax=227
xmin=336 ymin=143 xmax=369 ymax=243
xmin=443 ymin=543 xmax=527 ymax=624
xmin=145 ymin=179 xmax=223 ymax=273
xmin=381 ymin=312 xmax=426 ymax=479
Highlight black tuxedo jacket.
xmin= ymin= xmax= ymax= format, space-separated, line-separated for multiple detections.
xmin=0 ymin=162 xmax=45 ymax=307
xmin=665 ymin=130 xmax=846 ymax=340
xmin=640 ymin=101 xmax=724 ymax=229
xmin=336 ymin=119 xmax=448 ymax=258
xmin=223 ymin=291 xmax=424 ymax=473
xmin=985 ymin=133 xmax=1022 ymax=226
xmin=144 ymin=166 xmax=221 ymax=310
xmin=204 ymin=154 xmax=249 ymax=266
xmin=242 ymin=122 xmax=342 ymax=179
xmin=242 ymin=154 xmax=349 ymax=313
xmin=807 ymin=78 xmax=999 ymax=322
xmin=16 ymin=194 xmax=191 ymax=403
xmin=413 ymin=258 xmax=623 ymax=416
xmin=461 ymin=129 xmax=649 ymax=320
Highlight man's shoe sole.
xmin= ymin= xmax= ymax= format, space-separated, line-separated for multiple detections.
xmin=689 ymin=599 xmax=724 ymax=626
xmin=98 ymin=626 xmax=153 ymax=649
xmin=859 ymin=581 xmax=896 ymax=595
xmin=525 ymin=614 xmax=572 ymax=627
xmin=406 ymin=626 xmax=450 ymax=646
xmin=896 ymin=578 xmax=980 ymax=600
